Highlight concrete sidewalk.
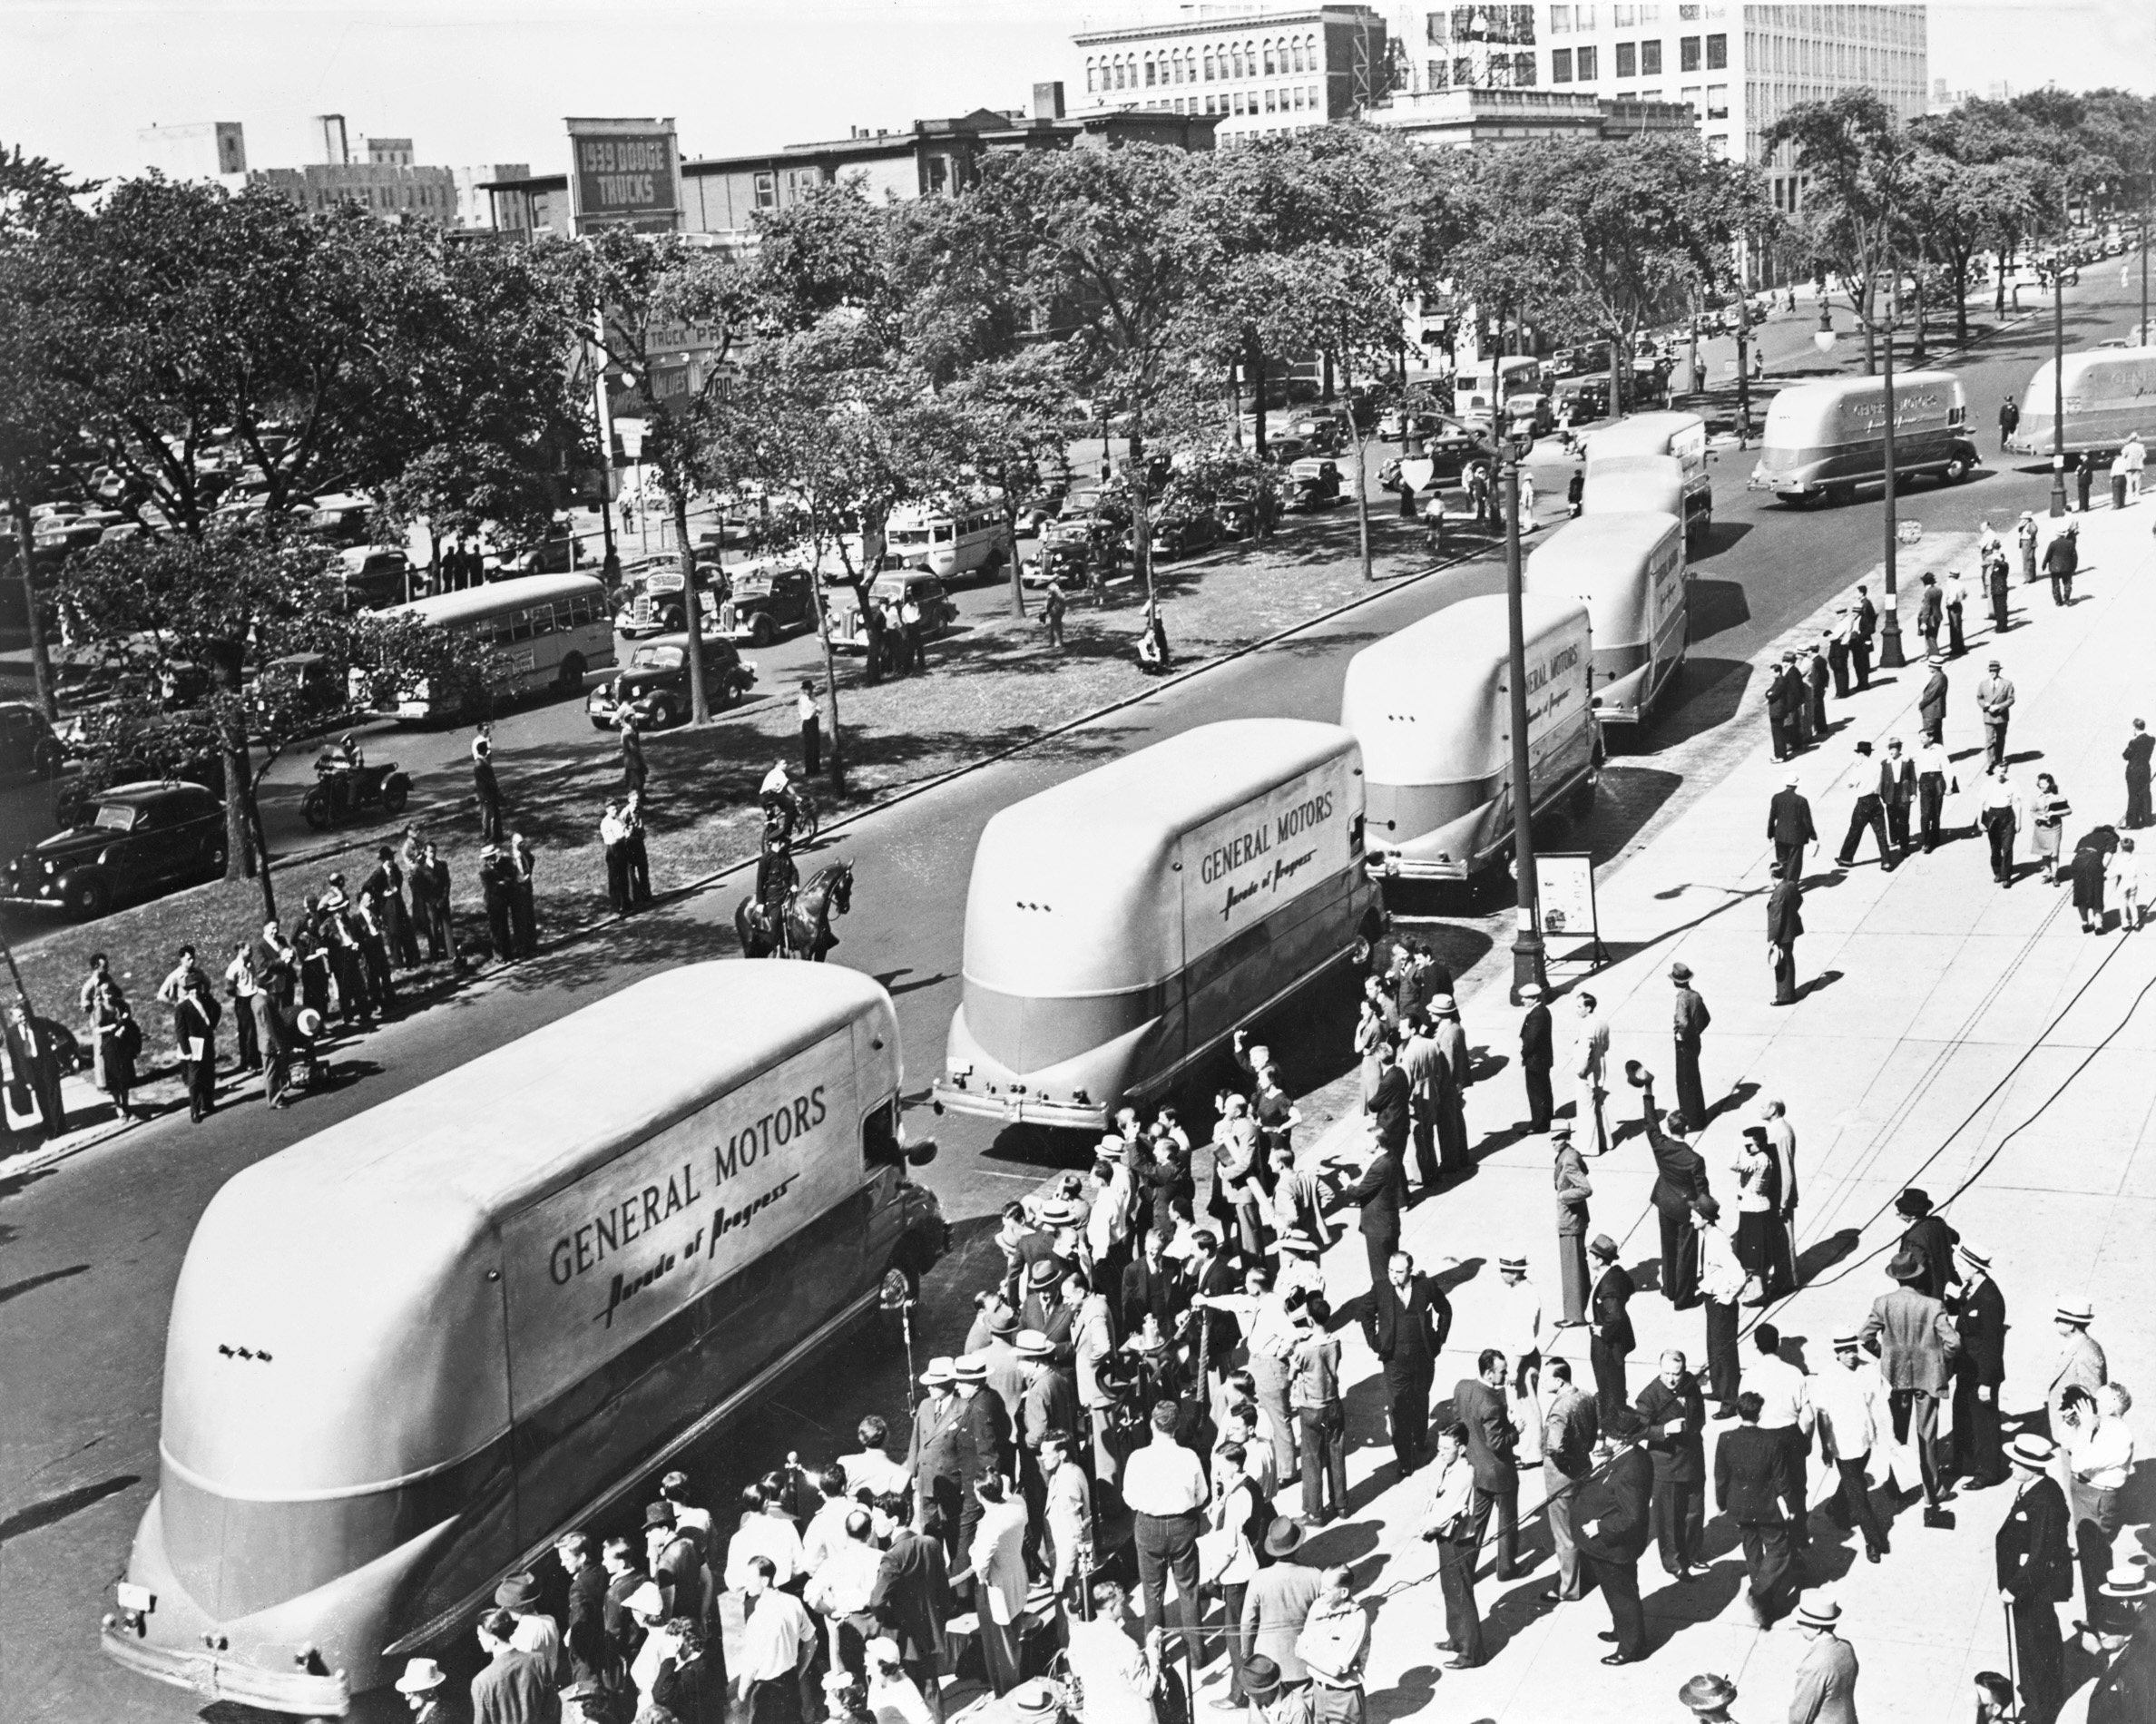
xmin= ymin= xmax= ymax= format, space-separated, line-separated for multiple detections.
xmin=1255 ymin=496 xmax=2156 ymax=1720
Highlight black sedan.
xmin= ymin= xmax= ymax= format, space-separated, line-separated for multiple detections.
xmin=5 ymin=780 xmax=229 ymax=921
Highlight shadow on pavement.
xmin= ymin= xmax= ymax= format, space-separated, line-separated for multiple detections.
xmin=1687 ymin=578 xmax=1753 ymax=643
xmin=1635 ymin=660 xmax=1754 ymax=751
xmin=0 ymin=1473 xmax=141 ymax=1542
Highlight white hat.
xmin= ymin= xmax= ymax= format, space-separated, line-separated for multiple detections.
xmin=396 ymin=1658 xmax=447 ymax=1694
xmin=1795 ymin=1590 xmax=1842 ymax=1629
xmin=625 ymin=1581 xmax=668 ymax=1619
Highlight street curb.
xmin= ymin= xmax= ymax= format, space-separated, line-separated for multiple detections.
xmin=0 ymin=1110 xmax=138 ymax=1182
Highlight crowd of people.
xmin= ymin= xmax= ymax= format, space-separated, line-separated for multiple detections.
xmin=63 ymin=820 xmax=539 ymax=1123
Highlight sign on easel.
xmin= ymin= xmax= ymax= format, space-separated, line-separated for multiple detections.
xmin=1536 ymin=852 xmax=1605 ymax=965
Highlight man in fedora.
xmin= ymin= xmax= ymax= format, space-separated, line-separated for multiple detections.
xmin=906 ymin=1357 xmax=965 ymax=1562
xmin=1811 ymin=1331 xmax=1891 ymax=1564
xmin=1677 ymin=1672 xmax=1739 ymax=1721
xmin=395 ymin=1657 xmax=450 ymax=1724
xmin=1861 ymin=1244 xmax=1963 ymax=1527
xmin=1951 ymin=1242 xmax=2009 ymax=1488
xmin=494 ymin=1570 xmax=563 ymax=1670
xmin=1920 ymin=651 xmax=1950 ymax=746
xmin=1669 ymin=963 xmax=1712 ymax=1127
xmin=1018 ymin=1251 xmax=1079 ymax=1372
xmin=1540 ymin=1357 xmax=1599 ymax=1604
xmin=1788 ymin=1590 xmax=1860 ymax=1723
xmin=1632 ymin=1066 xmax=1710 ymax=1308
xmin=1769 ymin=859 xmax=1805 ymax=1006
xmin=1014 ymin=1329 xmax=1076 ymax=1521
xmin=2088 ymin=1560 xmax=2156 ymax=1724
xmin=1238 ymin=1653 xmax=1311 ymax=1724
xmin=1241 ymin=1518 xmax=1325 ymax=1692
xmin=2046 ymin=1297 xmax=2108 ymax=1438
xmin=1553 ymin=1122 xmax=1593 ymax=1326
xmin=1997 ymin=1432 xmax=2074 ymax=1724
xmin=1895 ymin=1188 xmax=1962 ymax=1300
xmin=1518 ymin=980 xmax=1554 ymax=1134
xmin=1587 ymin=1234 xmax=1636 ymax=1423
xmin=952 ymin=1355 xmax=1014 ymax=1572
xmin=1576 ymin=1406 xmax=1656 ymax=1665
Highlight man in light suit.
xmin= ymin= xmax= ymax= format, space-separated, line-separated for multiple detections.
xmin=1788 ymin=1590 xmax=1861 ymax=1724
xmin=1240 ymin=1519 xmax=1325 ymax=1688
xmin=2046 ymin=1297 xmax=2108 ymax=1437
xmin=904 ymin=1359 xmax=965 ymax=1564
xmin=1860 ymin=1245 xmax=1963 ymax=1527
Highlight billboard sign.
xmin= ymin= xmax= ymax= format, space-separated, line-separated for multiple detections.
xmin=567 ymin=118 xmax=681 ymax=233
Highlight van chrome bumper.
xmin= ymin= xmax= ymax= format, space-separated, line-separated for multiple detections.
xmin=929 ymin=1080 xmax=1104 ymax=1131
xmin=101 ymin=1628 xmax=350 ymax=1716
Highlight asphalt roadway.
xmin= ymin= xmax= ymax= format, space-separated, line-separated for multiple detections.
xmin=1 ymin=268 xmax=2144 ymax=1721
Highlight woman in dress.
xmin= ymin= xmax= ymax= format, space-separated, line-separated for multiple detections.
xmin=1731 ymin=1126 xmax=1780 ymax=1298
xmin=2070 ymin=837 xmax=2111 ymax=933
xmin=2030 ymin=772 xmax=2071 ymax=883
xmin=90 ymin=976 xmax=137 ymax=1120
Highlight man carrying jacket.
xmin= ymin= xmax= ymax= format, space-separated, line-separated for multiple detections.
xmin=1860 ymin=1245 xmax=1963 ymax=1527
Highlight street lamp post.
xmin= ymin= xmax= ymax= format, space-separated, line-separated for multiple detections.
xmin=1501 ymin=433 xmax=1545 ymax=1004
xmin=1815 ymin=288 xmax=1837 ymax=356
xmin=2049 ymin=260 xmax=2068 ymax=518
xmin=1879 ymin=265 xmax=1906 ymax=670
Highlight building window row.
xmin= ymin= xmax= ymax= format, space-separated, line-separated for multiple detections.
xmin=1084 ymin=34 xmax=1318 ymax=94
xmin=1199 ymin=84 xmax=1323 ymax=117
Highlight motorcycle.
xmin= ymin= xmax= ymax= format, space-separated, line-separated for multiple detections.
xmin=301 ymin=753 xmax=411 ymax=829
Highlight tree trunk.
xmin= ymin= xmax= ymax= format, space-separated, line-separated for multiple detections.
xmin=808 ymin=562 xmax=846 ymax=792
xmin=1130 ymin=405 xmax=1154 ymax=610
xmin=244 ymin=765 xmax=279 ymax=927
xmin=1859 ymin=276 xmax=1877 ymax=375
xmin=10 ymin=503 xmax=55 ymax=721
xmin=427 ymin=527 xmax=441 ymax=602
xmin=1251 ymin=341 xmax=1270 ymax=460
xmin=1955 ymin=247 xmax=1973 ymax=344
xmin=671 ymin=484 xmax=710 ymax=725
xmin=1341 ymin=334 xmax=1374 ymax=584
xmin=1004 ymin=504 xmax=1026 ymax=619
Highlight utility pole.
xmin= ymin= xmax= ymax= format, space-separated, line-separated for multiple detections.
xmin=2049 ymin=260 xmax=2069 ymax=518
xmin=1501 ymin=431 xmax=1544 ymax=1004
xmin=1879 ymin=260 xmax=1906 ymax=671
xmin=2141 ymin=190 xmax=2150 ymax=342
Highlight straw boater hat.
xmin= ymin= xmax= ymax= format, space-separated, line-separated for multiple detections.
xmin=1928 ymin=651 xmax=1946 ymax=667
xmin=1549 ymin=1120 xmax=1574 ymax=1141
xmin=953 ymin=1355 xmax=990 ymax=1383
xmin=1958 ymin=1241 xmax=1992 ymax=1271
xmin=1498 ymin=1252 xmax=1528 ymax=1275
xmin=1833 ymin=1329 xmax=1865 ymax=1353
xmin=1430 ymin=994 xmax=1459 ymax=1016
xmin=2100 ymin=1560 xmax=2155 ymax=1601
xmin=1277 ymin=1229 xmax=1319 ymax=1257
xmin=396 ymin=1659 xmax=446 ymax=1694
xmin=1795 ymin=1591 xmax=1842 ymax=1630
xmin=1010 ymin=1680 xmax=1063 ymax=1722
xmin=2008 ymin=1433 xmax=2056 ymax=1471
xmin=1519 ymin=982 xmax=1544 ymax=1001
xmin=1036 ymin=1200 xmax=1080 ymax=1229
xmin=2056 ymin=1297 xmax=2094 ymax=1327
xmin=918 ymin=1356 xmax=955 ymax=1388
xmin=1014 ymin=1329 xmax=1054 ymax=1360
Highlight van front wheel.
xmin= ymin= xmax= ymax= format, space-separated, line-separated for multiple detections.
xmin=1943 ymin=455 xmax=1972 ymax=483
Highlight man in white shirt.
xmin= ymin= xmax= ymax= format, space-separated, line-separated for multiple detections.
xmin=1811 ymin=1330 xmax=1889 ymax=1563
xmin=1493 ymin=1254 xmax=1548 ymax=1464
xmin=736 ymin=1555 xmax=816 ymax=1724
xmin=1914 ymin=734 xmax=1958 ymax=855
xmin=1570 ymin=992 xmax=1611 ymax=1155
xmin=797 ymin=680 xmax=822 ymax=776
xmin=805 ymin=1506 xmax=884 ymax=1668
xmin=726 ymin=1486 xmax=805 ymax=1595
xmin=1834 ymin=740 xmax=1895 ymax=871
xmin=1417 ymin=1422 xmax=1485 ymax=1670
xmin=802 ymin=1465 xmax=861 ymax=1578
xmin=1194 ymin=1263 xmax=1299 ymax=1483
xmin=1694 ymin=1198 xmax=1748 ymax=1416
xmin=1742 ymin=1324 xmax=1815 ymax=1553
xmin=2059 ymin=1384 xmax=2135 ymax=1626
xmin=1063 ymin=1582 xmax=1156 ymax=1724
xmin=1122 ymin=1401 xmax=1210 ymax=1663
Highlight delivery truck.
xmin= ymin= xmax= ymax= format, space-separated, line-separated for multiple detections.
xmin=1749 ymin=370 xmax=1977 ymax=505
xmin=1343 ymin=593 xmax=1597 ymax=880
xmin=102 ymin=964 xmax=945 ymax=1713
xmin=1523 ymin=511 xmax=1689 ymax=725
xmin=1586 ymin=412 xmax=1712 ymax=541
xmin=2006 ymin=346 xmax=2156 ymax=459
xmin=933 ymin=719 xmax=1383 ymax=1132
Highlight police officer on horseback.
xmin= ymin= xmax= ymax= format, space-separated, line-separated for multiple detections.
xmin=753 ymin=816 xmax=799 ymax=949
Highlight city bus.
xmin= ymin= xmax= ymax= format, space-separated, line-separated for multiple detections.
xmin=101 ymin=963 xmax=946 ymax=1713
xmin=367 ymin=573 xmax=615 ymax=720
xmin=884 ymin=497 xmax=1012 ymax=584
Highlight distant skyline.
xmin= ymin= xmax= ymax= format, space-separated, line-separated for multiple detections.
xmin=5 ymin=0 xmax=2151 ymax=187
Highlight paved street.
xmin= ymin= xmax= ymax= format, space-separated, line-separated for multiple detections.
xmin=2 ymin=269 xmax=2149 ymax=1720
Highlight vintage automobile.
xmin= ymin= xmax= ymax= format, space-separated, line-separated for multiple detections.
xmin=0 ymin=700 xmax=65 ymax=783
xmin=1129 ymin=509 xmax=1221 ymax=562
xmin=717 ymin=562 xmax=819 ymax=646
xmin=1022 ymin=534 xmax=1104 ymax=590
xmin=616 ymin=558 xmax=725 ymax=638
xmin=830 ymin=572 xmax=957 ymax=656
xmin=588 ymin=633 xmax=757 ymax=730
xmin=1282 ymin=458 xmax=1346 ymax=512
xmin=4 ymin=779 xmax=229 ymax=921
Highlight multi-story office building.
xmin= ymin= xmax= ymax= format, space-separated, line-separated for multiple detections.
xmin=1073 ymin=5 xmax=1392 ymax=143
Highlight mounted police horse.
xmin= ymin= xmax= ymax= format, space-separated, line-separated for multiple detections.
xmin=734 ymin=859 xmax=854 ymax=961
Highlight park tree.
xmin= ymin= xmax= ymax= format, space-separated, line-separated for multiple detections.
xmin=571 ymin=226 xmax=754 ymax=725
xmin=56 ymin=521 xmax=496 ymax=920
xmin=0 ymin=143 xmax=97 ymax=720
xmin=938 ymin=348 xmax=1075 ymax=618
xmin=1771 ymin=92 xmax=1916 ymax=373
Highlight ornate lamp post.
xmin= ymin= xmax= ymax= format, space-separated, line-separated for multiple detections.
xmin=1878 ymin=261 xmax=1906 ymax=671
xmin=2038 ymin=256 xmax=2069 ymax=517
xmin=1500 ymin=426 xmax=1546 ymax=1003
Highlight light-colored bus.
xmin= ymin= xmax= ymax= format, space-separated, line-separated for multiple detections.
xmin=1586 ymin=411 xmax=1713 ymax=540
xmin=1524 ymin=510 xmax=1688 ymax=725
xmin=885 ymin=497 xmax=1012 ymax=584
xmin=1343 ymin=593 xmax=1597 ymax=880
xmin=1749 ymin=370 xmax=1977 ymax=505
xmin=102 ymin=964 xmax=946 ymax=1714
xmin=934 ymin=719 xmax=1382 ymax=1132
xmin=2006 ymin=346 xmax=2156 ymax=458
xmin=368 ymin=573 xmax=615 ymax=720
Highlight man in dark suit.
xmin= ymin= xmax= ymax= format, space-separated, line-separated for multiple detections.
xmin=1861 ymin=1246 xmax=1963 ymax=1527
xmin=1018 ymin=1261 xmax=1081 ymax=1371
xmin=1576 ymin=1407 xmax=1656 ymax=1665
xmin=600 ymin=1536 xmax=650 ymax=1681
xmin=1587 ymin=1236 xmax=1636 ymax=1424
xmin=1455 ymin=1348 xmax=1523 ymax=1580
xmin=1952 ymin=1242 xmax=2009 ymax=1488
xmin=1715 ymin=1390 xmax=1798 ymax=1627
xmin=1884 ymin=738 xmax=1919 ymax=855
xmin=1636 ymin=1349 xmax=1708 ymax=1582
xmin=2126 ymin=718 xmax=2154 ymax=829
xmin=555 ymin=1531 xmax=612 ymax=1692
xmin=1635 ymin=1070 xmax=1712 ymax=1306
xmin=1120 ymin=1228 xmax=1191 ymax=1344
xmin=1768 ymin=862 xmax=1806 ymax=1005
xmin=868 ymin=1493 xmax=952 ymax=1708
xmin=1342 ymin=1138 xmax=1405 ymax=1317
xmin=1519 ymin=983 xmax=1554 ymax=1133
xmin=1895 ymin=1188 xmax=1962 ymax=1300
xmin=1997 ymin=1433 xmax=2074 ymax=1724
xmin=3 ymin=1002 xmax=67 ymax=1142
xmin=1766 ymin=657 xmax=1798 ymax=760
xmin=951 ymin=1357 xmax=1013 ymax=1572
xmin=1767 ymin=775 xmax=1817 ymax=877
xmin=1366 ymin=1040 xmax=1411 ymax=1157
xmin=1364 ymin=1249 xmax=1451 ymax=1474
